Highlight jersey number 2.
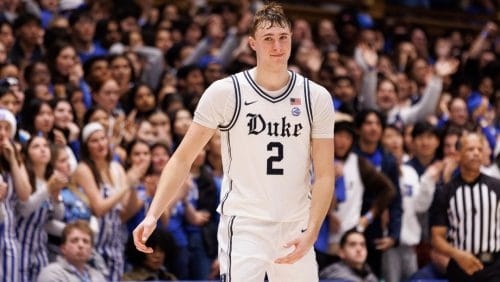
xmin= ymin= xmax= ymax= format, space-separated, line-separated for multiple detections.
xmin=267 ymin=142 xmax=283 ymax=175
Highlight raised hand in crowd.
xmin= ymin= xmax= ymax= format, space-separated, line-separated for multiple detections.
xmin=468 ymin=21 xmax=498 ymax=59
xmin=66 ymin=121 xmax=81 ymax=142
xmin=47 ymin=170 xmax=68 ymax=200
xmin=0 ymin=138 xmax=17 ymax=165
xmin=68 ymin=61 xmax=84 ymax=89
xmin=360 ymin=43 xmax=378 ymax=69
xmin=123 ymin=109 xmax=139 ymax=144
xmin=434 ymin=58 xmax=459 ymax=78
xmin=127 ymin=160 xmax=149 ymax=188
xmin=52 ymin=128 xmax=68 ymax=146
xmin=441 ymin=155 xmax=459 ymax=184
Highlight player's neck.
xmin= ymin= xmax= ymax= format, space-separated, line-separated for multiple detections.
xmin=253 ymin=66 xmax=290 ymax=91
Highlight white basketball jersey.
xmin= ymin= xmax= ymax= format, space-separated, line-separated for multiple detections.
xmin=194 ymin=68 xmax=334 ymax=222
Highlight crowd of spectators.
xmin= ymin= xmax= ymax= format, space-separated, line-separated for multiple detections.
xmin=0 ymin=0 xmax=499 ymax=281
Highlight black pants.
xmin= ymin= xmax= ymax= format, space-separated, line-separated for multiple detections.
xmin=447 ymin=256 xmax=500 ymax=282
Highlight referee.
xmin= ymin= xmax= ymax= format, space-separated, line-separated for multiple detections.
xmin=430 ymin=133 xmax=500 ymax=282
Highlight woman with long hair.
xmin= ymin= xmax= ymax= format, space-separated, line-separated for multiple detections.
xmin=73 ymin=122 xmax=141 ymax=281
xmin=44 ymin=144 xmax=100 ymax=260
xmin=16 ymin=135 xmax=66 ymax=282
xmin=20 ymin=99 xmax=55 ymax=142
xmin=0 ymin=109 xmax=31 ymax=282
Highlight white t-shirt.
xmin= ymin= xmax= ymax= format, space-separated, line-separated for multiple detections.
xmin=194 ymin=68 xmax=335 ymax=222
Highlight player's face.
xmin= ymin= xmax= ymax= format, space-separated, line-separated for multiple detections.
xmin=249 ymin=23 xmax=292 ymax=67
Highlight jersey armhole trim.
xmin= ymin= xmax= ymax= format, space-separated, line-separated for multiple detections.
xmin=304 ymin=78 xmax=313 ymax=127
xmin=219 ymin=75 xmax=242 ymax=131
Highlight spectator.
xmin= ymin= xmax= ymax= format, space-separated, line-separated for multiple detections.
xmin=123 ymin=229 xmax=177 ymax=281
xmin=0 ymin=109 xmax=31 ymax=282
xmin=381 ymin=124 xmax=440 ymax=282
xmin=320 ymin=229 xmax=378 ymax=282
xmin=353 ymin=109 xmax=403 ymax=276
xmin=10 ymin=13 xmax=44 ymax=68
xmin=108 ymin=54 xmax=136 ymax=102
xmin=17 ymin=135 xmax=66 ymax=282
xmin=73 ymin=122 xmax=141 ymax=281
xmin=315 ymin=117 xmax=395 ymax=272
xmin=69 ymin=9 xmax=107 ymax=63
xmin=0 ymin=21 xmax=14 ymax=54
xmin=147 ymin=109 xmax=172 ymax=150
xmin=150 ymin=141 xmax=171 ymax=175
xmin=44 ymin=144 xmax=98 ymax=259
xmin=37 ymin=220 xmax=106 ymax=282
xmin=169 ymin=107 xmax=192 ymax=149
xmin=0 ymin=87 xmax=18 ymax=114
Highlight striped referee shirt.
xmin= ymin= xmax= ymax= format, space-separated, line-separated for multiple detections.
xmin=430 ymin=173 xmax=500 ymax=255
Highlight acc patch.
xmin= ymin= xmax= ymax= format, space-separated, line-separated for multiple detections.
xmin=291 ymin=107 xmax=301 ymax=116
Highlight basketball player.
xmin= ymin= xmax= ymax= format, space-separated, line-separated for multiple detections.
xmin=133 ymin=3 xmax=335 ymax=281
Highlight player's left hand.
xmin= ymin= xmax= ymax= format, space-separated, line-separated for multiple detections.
xmin=274 ymin=229 xmax=316 ymax=264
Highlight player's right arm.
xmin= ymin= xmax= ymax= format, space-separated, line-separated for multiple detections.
xmin=134 ymin=78 xmax=232 ymax=253
xmin=133 ymin=123 xmax=216 ymax=253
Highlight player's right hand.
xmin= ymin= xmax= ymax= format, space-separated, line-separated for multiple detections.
xmin=454 ymin=250 xmax=483 ymax=275
xmin=133 ymin=215 xmax=157 ymax=253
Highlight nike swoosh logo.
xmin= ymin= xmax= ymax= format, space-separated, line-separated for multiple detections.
xmin=244 ymin=100 xmax=257 ymax=106
xmin=301 ymin=228 xmax=308 ymax=233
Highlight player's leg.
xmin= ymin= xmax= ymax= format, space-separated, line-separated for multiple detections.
xmin=267 ymin=247 xmax=318 ymax=282
xmin=218 ymin=215 xmax=268 ymax=282
xmin=266 ymin=219 xmax=319 ymax=282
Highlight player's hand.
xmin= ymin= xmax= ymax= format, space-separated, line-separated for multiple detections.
xmin=274 ymin=229 xmax=316 ymax=264
xmin=454 ymin=250 xmax=483 ymax=275
xmin=133 ymin=215 xmax=157 ymax=253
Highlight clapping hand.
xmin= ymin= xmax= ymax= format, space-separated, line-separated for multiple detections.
xmin=47 ymin=170 xmax=69 ymax=198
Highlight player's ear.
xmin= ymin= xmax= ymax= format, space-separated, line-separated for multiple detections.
xmin=248 ymin=36 xmax=256 ymax=51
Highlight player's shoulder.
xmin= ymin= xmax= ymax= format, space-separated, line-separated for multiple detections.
xmin=207 ymin=75 xmax=235 ymax=90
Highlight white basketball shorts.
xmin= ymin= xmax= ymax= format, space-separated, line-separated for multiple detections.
xmin=218 ymin=214 xmax=319 ymax=282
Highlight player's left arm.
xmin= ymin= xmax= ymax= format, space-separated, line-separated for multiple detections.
xmin=275 ymin=85 xmax=335 ymax=264
xmin=275 ymin=138 xmax=335 ymax=264
xmin=307 ymin=137 xmax=336 ymax=237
